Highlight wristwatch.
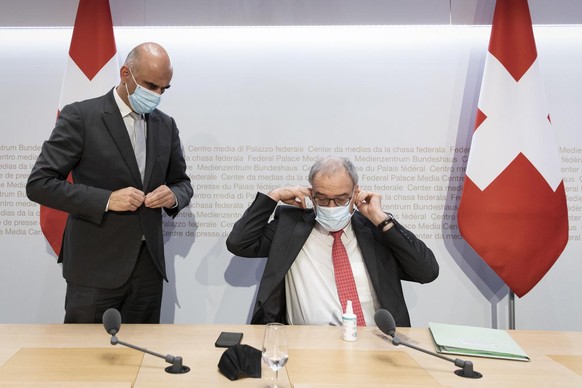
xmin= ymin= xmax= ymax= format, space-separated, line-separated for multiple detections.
xmin=376 ymin=213 xmax=395 ymax=231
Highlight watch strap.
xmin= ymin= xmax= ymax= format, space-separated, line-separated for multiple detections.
xmin=377 ymin=213 xmax=395 ymax=231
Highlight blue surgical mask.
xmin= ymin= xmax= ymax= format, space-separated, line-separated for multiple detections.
xmin=315 ymin=204 xmax=353 ymax=232
xmin=125 ymin=68 xmax=161 ymax=114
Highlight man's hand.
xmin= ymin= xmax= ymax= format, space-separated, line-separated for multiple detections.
xmin=267 ymin=186 xmax=312 ymax=209
xmin=144 ymin=185 xmax=176 ymax=209
xmin=108 ymin=187 xmax=146 ymax=212
xmin=354 ymin=188 xmax=388 ymax=225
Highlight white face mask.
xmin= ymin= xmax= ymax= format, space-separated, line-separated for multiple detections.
xmin=315 ymin=204 xmax=353 ymax=232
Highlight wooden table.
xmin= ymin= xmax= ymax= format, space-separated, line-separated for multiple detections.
xmin=0 ymin=324 xmax=580 ymax=387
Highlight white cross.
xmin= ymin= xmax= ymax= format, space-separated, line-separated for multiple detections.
xmin=465 ymin=52 xmax=562 ymax=191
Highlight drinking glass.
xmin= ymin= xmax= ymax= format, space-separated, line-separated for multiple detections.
xmin=261 ymin=322 xmax=289 ymax=387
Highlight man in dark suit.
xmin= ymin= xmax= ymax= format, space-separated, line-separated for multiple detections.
xmin=26 ymin=42 xmax=193 ymax=324
xmin=226 ymin=157 xmax=438 ymax=327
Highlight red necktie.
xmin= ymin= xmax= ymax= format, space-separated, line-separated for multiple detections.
xmin=330 ymin=230 xmax=366 ymax=326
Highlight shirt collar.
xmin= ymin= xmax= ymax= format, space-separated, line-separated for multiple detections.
xmin=113 ymin=86 xmax=133 ymax=118
xmin=343 ymin=221 xmax=355 ymax=239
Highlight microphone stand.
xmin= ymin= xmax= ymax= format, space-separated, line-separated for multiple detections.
xmin=110 ymin=335 xmax=190 ymax=374
xmin=391 ymin=335 xmax=482 ymax=378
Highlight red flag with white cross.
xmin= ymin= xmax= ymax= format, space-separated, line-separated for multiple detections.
xmin=40 ymin=0 xmax=119 ymax=256
xmin=457 ymin=0 xmax=569 ymax=297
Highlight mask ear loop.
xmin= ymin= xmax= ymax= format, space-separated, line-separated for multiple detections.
xmin=127 ymin=67 xmax=151 ymax=97
xmin=349 ymin=186 xmax=358 ymax=213
xmin=128 ymin=67 xmax=139 ymax=86
xmin=306 ymin=188 xmax=315 ymax=212
xmin=124 ymin=66 xmax=138 ymax=103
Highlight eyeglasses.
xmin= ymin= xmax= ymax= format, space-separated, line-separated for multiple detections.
xmin=312 ymin=196 xmax=352 ymax=207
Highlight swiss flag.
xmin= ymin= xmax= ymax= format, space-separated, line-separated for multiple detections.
xmin=40 ymin=0 xmax=119 ymax=256
xmin=457 ymin=0 xmax=569 ymax=297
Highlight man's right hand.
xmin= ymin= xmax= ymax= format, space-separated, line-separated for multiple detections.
xmin=267 ymin=186 xmax=312 ymax=209
xmin=108 ymin=187 xmax=146 ymax=212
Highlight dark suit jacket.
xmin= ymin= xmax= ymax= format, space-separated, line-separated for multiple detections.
xmin=226 ymin=192 xmax=439 ymax=327
xmin=26 ymin=89 xmax=193 ymax=289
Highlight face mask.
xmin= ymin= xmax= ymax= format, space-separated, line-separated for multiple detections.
xmin=315 ymin=204 xmax=353 ymax=232
xmin=125 ymin=68 xmax=161 ymax=114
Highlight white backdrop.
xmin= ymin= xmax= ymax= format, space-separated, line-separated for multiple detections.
xmin=1 ymin=25 xmax=581 ymax=330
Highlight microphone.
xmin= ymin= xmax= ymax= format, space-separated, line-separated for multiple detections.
xmin=102 ymin=308 xmax=190 ymax=374
xmin=374 ymin=309 xmax=482 ymax=379
xmin=103 ymin=307 xmax=121 ymax=335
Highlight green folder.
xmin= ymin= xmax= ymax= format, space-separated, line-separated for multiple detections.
xmin=429 ymin=322 xmax=530 ymax=362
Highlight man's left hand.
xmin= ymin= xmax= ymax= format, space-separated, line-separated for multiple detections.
xmin=354 ymin=189 xmax=388 ymax=225
xmin=144 ymin=185 xmax=176 ymax=208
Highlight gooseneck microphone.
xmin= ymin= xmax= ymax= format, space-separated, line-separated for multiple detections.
xmin=374 ymin=309 xmax=482 ymax=379
xmin=102 ymin=308 xmax=190 ymax=374
xmin=103 ymin=307 xmax=122 ymax=335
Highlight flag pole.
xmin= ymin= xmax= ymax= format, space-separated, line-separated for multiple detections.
xmin=508 ymin=289 xmax=515 ymax=329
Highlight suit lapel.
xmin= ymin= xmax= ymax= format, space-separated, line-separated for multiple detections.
xmin=266 ymin=211 xmax=315 ymax=289
xmin=102 ymin=90 xmax=143 ymax=187
xmin=143 ymin=113 xmax=160 ymax=190
xmin=352 ymin=212 xmax=380 ymax=287
xmin=280 ymin=212 xmax=315 ymax=274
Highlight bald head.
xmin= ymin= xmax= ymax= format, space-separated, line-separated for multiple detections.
xmin=125 ymin=42 xmax=172 ymax=72
xmin=117 ymin=42 xmax=173 ymax=108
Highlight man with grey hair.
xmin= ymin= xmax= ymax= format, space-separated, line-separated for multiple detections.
xmin=227 ymin=156 xmax=438 ymax=327
xmin=27 ymin=42 xmax=193 ymax=324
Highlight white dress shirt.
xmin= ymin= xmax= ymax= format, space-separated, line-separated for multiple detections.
xmin=285 ymin=221 xmax=380 ymax=326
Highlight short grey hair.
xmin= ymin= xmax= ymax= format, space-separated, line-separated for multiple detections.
xmin=308 ymin=156 xmax=359 ymax=186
